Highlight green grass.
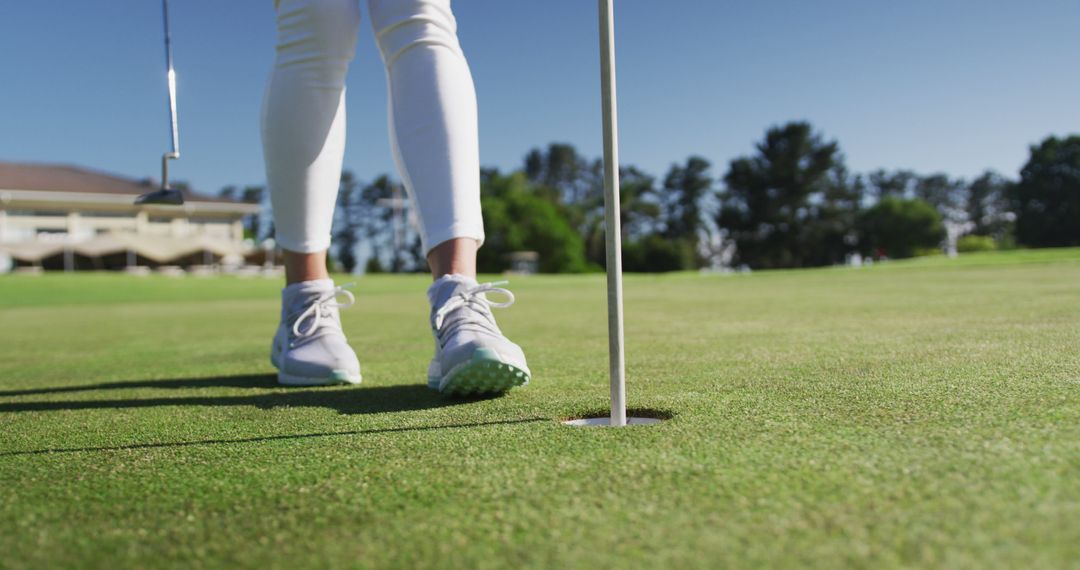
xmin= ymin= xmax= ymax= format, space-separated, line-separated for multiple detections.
xmin=1 ymin=249 xmax=1079 ymax=569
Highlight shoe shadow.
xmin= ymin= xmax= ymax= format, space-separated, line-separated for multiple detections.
xmin=0 ymin=374 xmax=497 ymax=416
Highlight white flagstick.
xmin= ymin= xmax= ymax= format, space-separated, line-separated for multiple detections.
xmin=599 ymin=0 xmax=627 ymax=427
xmin=564 ymin=0 xmax=661 ymax=427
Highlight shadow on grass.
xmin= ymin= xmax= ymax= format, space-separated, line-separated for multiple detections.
xmin=0 ymin=417 xmax=548 ymax=458
xmin=0 ymin=374 xmax=282 ymax=397
xmin=0 ymin=374 xmax=504 ymax=416
xmin=0 ymin=374 xmax=550 ymax=457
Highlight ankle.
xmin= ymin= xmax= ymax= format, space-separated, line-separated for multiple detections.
xmin=427 ymin=238 xmax=478 ymax=280
xmin=283 ymin=249 xmax=330 ymax=285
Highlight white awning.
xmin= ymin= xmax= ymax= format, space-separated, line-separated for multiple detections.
xmin=1 ymin=233 xmax=251 ymax=263
xmin=0 ymin=241 xmax=65 ymax=262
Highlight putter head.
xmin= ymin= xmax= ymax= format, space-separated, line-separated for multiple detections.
xmin=135 ymin=187 xmax=185 ymax=206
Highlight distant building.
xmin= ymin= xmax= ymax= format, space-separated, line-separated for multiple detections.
xmin=0 ymin=161 xmax=260 ymax=271
xmin=506 ymin=251 xmax=539 ymax=275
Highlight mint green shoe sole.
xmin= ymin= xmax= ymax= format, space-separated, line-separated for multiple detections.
xmin=277 ymin=368 xmax=361 ymax=387
xmin=432 ymin=348 xmax=530 ymax=396
xmin=271 ymin=354 xmax=361 ymax=386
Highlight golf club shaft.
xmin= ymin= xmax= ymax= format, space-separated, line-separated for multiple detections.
xmin=163 ymin=0 xmax=179 ymax=157
xmin=133 ymin=0 xmax=186 ymax=204
xmin=599 ymin=0 xmax=626 ymax=427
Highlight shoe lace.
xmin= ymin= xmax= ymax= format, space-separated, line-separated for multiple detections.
xmin=432 ymin=280 xmax=515 ymax=344
xmin=290 ymin=283 xmax=356 ymax=341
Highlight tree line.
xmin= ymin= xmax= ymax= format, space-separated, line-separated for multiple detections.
xmin=223 ymin=121 xmax=1080 ymax=273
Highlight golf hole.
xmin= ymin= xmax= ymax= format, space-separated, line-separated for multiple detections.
xmin=561 ymin=407 xmax=672 ymax=427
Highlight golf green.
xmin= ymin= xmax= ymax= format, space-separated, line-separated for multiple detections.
xmin=1 ymin=249 xmax=1078 ymax=568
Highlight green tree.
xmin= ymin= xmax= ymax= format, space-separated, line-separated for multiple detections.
xmin=524 ymin=143 xmax=672 ymax=270
xmin=581 ymin=166 xmax=663 ymax=268
xmin=478 ymin=171 xmax=590 ymax=273
xmin=218 ymin=185 xmax=238 ymax=201
xmin=240 ymin=185 xmax=265 ymax=204
xmin=915 ymin=173 xmax=967 ymax=225
xmin=616 ymin=167 xmax=662 ymax=240
xmin=351 ymin=175 xmax=425 ymax=273
xmin=623 ymin=156 xmax=713 ymax=270
xmin=240 ymin=185 xmax=269 ymax=241
xmin=858 ymin=197 xmax=945 ymax=258
xmin=800 ymin=165 xmax=865 ymax=266
xmin=1010 ymin=135 xmax=1080 ymax=247
xmin=622 ymin=234 xmax=696 ymax=272
xmin=331 ymin=171 xmax=361 ymax=273
xmin=523 ymin=143 xmax=601 ymax=208
xmin=660 ymin=157 xmax=712 ymax=245
xmin=717 ymin=122 xmax=848 ymax=269
xmin=867 ymin=169 xmax=917 ymax=200
xmin=966 ymin=170 xmax=1013 ymax=240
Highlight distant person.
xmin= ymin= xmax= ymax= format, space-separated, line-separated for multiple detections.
xmin=262 ymin=0 xmax=529 ymax=394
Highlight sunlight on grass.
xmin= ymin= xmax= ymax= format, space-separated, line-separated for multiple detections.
xmin=1 ymin=248 xmax=1078 ymax=568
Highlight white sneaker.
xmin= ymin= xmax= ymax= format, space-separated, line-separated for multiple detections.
xmin=427 ymin=275 xmax=531 ymax=395
xmin=270 ymin=279 xmax=362 ymax=386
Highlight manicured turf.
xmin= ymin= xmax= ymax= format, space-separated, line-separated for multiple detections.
xmin=1 ymin=249 xmax=1079 ymax=568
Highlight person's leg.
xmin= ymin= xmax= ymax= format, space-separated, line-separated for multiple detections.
xmin=262 ymin=0 xmax=362 ymax=386
xmin=426 ymin=237 xmax=476 ymax=279
xmin=263 ymin=0 xmax=358 ymax=281
xmin=369 ymin=0 xmax=529 ymax=395
xmin=284 ymin=250 xmax=329 ymax=284
xmin=368 ymin=0 xmax=484 ymax=278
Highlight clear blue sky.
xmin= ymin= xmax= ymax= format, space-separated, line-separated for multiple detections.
xmin=1 ymin=0 xmax=1078 ymax=195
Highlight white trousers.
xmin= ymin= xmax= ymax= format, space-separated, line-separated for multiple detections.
xmin=261 ymin=0 xmax=484 ymax=254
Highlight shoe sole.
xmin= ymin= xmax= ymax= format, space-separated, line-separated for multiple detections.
xmin=271 ymin=354 xmax=361 ymax=387
xmin=430 ymin=348 xmax=530 ymax=396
